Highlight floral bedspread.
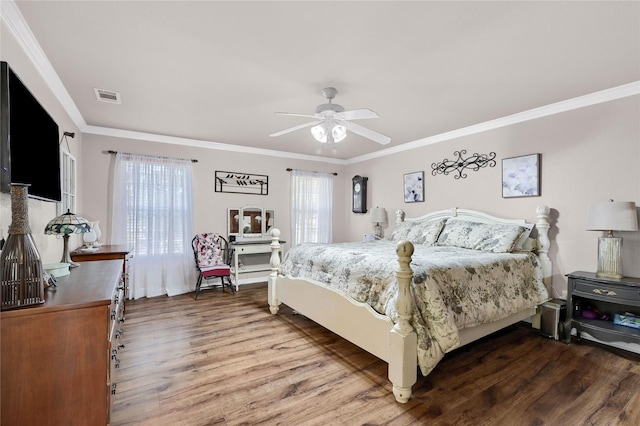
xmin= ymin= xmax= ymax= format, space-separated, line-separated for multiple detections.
xmin=278 ymin=240 xmax=548 ymax=375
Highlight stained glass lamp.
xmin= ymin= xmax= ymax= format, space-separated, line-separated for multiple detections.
xmin=44 ymin=210 xmax=92 ymax=267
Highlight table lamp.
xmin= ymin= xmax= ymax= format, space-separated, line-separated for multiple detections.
xmin=371 ymin=207 xmax=388 ymax=239
xmin=587 ymin=200 xmax=638 ymax=278
xmin=45 ymin=210 xmax=92 ymax=267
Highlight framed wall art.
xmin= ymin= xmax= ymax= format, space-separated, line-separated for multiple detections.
xmin=403 ymin=171 xmax=424 ymax=203
xmin=502 ymin=153 xmax=541 ymax=198
xmin=215 ymin=171 xmax=269 ymax=195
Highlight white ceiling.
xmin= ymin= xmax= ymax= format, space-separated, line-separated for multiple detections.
xmin=4 ymin=1 xmax=640 ymax=162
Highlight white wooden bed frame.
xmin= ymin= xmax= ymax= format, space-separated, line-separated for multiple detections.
xmin=267 ymin=206 xmax=552 ymax=403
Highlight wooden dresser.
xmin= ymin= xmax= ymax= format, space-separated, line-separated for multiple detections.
xmin=1 ymin=260 xmax=125 ymax=426
xmin=71 ymin=244 xmax=132 ymax=300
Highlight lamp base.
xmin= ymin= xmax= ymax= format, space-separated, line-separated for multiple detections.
xmin=60 ymin=234 xmax=80 ymax=268
xmin=596 ymin=236 xmax=623 ymax=279
xmin=374 ymin=223 xmax=383 ymax=239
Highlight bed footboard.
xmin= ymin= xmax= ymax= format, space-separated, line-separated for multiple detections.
xmin=268 ymin=230 xmax=418 ymax=403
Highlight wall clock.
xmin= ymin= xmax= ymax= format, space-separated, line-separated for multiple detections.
xmin=352 ymin=175 xmax=368 ymax=214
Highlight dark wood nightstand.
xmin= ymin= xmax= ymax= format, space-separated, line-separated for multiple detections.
xmin=563 ymin=271 xmax=640 ymax=349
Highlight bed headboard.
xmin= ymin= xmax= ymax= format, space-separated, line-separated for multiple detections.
xmin=395 ymin=206 xmax=552 ymax=292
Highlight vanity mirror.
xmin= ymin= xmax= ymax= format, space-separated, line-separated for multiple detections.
xmin=228 ymin=206 xmax=275 ymax=241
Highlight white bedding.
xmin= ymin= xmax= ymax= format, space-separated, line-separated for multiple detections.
xmin=279 ymin=240 xmax=549 ymax=375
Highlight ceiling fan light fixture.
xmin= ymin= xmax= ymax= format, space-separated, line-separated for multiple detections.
xmin=332 ymin=124 xmax=347 ymax=142
xmin=311 ymin=123 xmax=328 ymax=143
xmin=274 ymin=87 xmax=390 ymax=146
xmin=311 ymin=119 xmax=347 ymax=144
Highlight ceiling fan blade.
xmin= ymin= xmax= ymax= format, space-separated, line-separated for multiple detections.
xmin=269 ymin=120 xmax=321 ymax=137
xmin=338 ymin=108 xmax=379 ymax=120
xmin=347 ymin=122 xmax=391 ymax=145
xmin=274 ymin=112 xmax=319 ymax=119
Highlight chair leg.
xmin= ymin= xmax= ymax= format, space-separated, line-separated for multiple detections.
xmin=227 ymin=276 xmax=235 ymax=294
xmin=195 ymin=274 xmax=203 ymax=300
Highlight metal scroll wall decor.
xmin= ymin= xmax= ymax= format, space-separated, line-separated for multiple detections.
xmin=431 ymin=150 xmax=496 ymax=179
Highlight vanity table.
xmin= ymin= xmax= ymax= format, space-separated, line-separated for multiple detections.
xmin=227 ymin=206 xmax=280 ymax=290
xmin=230 ymin=240 xmax=284 ymax=291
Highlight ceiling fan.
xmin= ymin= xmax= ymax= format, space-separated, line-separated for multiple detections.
xmin=269 ymin=87 xmax=391 ymax=145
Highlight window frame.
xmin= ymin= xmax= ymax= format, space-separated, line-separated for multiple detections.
xmin=58 ymin=149 xmax=76 ymax=215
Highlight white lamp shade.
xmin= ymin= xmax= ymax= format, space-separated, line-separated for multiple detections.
xmin=587 ymin=201 xmax=638 ymax=232
xmin=311 ymin=120 xmax=347 ymax=143
xmin=370 ymin=207 xmax=388 ymax=224
xmin=310 ymin=124 xmax=327 ymax=142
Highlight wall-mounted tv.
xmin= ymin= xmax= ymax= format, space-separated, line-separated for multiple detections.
xmin=1 ymin=61 xmax=61 ymax=202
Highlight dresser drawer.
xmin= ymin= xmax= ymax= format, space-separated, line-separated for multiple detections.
xmin=572 ymin=279 xmax=640 ymax=305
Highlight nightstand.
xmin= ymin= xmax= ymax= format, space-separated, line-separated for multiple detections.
xmin=563 ymin=271 xmax=640 ymax=350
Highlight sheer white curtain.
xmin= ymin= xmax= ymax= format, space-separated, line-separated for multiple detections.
xmin=290 ymin=169 xmax=333 ymax=246
xmin=111 ymin=153 xmax=195 ymax=299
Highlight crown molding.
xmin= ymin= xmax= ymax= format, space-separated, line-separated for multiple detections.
xmin=348 ymin=81 xmax=640 ymax=164
xmin=83 ymin=125 xmax=348 ymax=165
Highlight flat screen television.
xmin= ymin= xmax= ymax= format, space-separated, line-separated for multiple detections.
xmin=1 ymin=61 xmax=61 ymax=202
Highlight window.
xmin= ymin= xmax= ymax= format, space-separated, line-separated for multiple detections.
xmin=111 ymin=152 xmax=194 ymax=298
xmin=290 ymin=170 xmax=333 ymax=246
xmin=59 ymin=149 xmax=76 ymax=214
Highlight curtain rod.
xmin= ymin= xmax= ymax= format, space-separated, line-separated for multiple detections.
xmin=286 ymin=168 xmax=337 ymax=176
xmin=106 ymin=150 xmax=198 ymax=163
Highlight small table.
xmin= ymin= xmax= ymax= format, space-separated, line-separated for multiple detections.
xmin=230 ymin=240 xmax=284 ymax=291
xmin=563 ymin=271 xmax=640 ymax=351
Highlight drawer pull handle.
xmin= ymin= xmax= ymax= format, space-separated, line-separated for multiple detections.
xmin=593 ymin=288 xmax=617 ymax=296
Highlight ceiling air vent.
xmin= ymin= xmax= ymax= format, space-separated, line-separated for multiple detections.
xmin=94 ymin=88 xmax=121 ymax=104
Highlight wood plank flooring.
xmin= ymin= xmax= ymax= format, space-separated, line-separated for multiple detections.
xmin=112 ymin=283 xmax=640 ymax=426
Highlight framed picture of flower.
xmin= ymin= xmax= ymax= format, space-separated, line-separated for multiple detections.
xmin=403 ymin=171 xmax=424 ymax=203
xmin=502 ymin=153 xmax=541 ymax=198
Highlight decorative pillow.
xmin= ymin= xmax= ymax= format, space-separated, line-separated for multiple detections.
xmin=390 ymin=218 xmax=447 ymax=245
xmin=519 ymin=236 xmax=536 ymax=252
xmin=436 ymin=219 xmax=526 ymax=253
xmin=389 ymin=221 xmax=412 ymax=242
xmin=514 ymin=224 xmax=535 ymax=251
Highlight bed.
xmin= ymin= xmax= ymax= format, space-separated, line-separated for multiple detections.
xmin=267 ymin=206 xmax=552 ymax=403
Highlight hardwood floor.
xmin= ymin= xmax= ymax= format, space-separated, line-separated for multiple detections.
xmin=112 ymin=283 xmax=640 ymax=426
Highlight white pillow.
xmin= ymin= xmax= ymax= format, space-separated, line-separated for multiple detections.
xmin=390 ymin=218 xmax=447 ymax=245
xmin=436 ymin=219 xmax=527 ymax=253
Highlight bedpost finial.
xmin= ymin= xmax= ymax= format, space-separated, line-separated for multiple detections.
xmin=536 ymin=205 xmax=550 ymax=217
xmin=270 ymin=228 xmax=281 ymax=239
xmin=396 ymin=240 xmax=414 ymax=259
